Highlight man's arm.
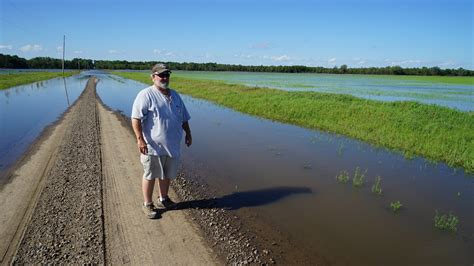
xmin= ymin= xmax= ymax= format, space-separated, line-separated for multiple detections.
xmin=132 ymin=118 xmax=148 ymax=154
xmin=182 ymin=121 xmax=192 ymax=147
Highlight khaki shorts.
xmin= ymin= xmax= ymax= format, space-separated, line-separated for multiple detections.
xmin=140 ymin=154 xmax=179 ymax=180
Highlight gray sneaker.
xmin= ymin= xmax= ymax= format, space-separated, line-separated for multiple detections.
xmin=156 ymin=197 xmax=177 ymax=210
xmin=142 ymin=203 xmax=158 ymax=219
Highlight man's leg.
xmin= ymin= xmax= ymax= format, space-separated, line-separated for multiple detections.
xmin=142 ymin=177 xmax=159 ymax=218
xmin=143 ymin=178 xmax=155 ymax=204
xmin=155 ymin=156 xmax=178 ymax=209
xmin=157 ymin=177 xmax=177 ymax=209
xmin=158 ymin=178 xmax=170 ymax=199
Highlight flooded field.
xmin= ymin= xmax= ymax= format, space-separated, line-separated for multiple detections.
xmin=0 ymin=71 xmax=471 ymax=264
xmin=0 ymin=73 xmax=86 ymax=172
xmin=175 ymin=71 xmax=474 ymax=112
xmin=95 ymin=73 xmax=473 ymax=265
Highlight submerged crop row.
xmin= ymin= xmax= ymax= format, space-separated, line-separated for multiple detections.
xmin=0 ymin=71 xmax=78 ymax=90
xmin=112 ymin=72 xmax=474 ymax=173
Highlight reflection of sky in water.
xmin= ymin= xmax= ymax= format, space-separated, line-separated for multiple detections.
xmin=97 ymin=73 xmax=473 ymax=264
xmin=95 ymin=73 xmax=145 ymax=115
xmin=0 ymin=73 xmax=86 ymax=171
xmin=176 ymin=71 xmax=474 ymax=111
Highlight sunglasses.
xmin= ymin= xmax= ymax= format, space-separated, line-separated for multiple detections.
xmin=154 ymin=73 xmax=170 ymax=78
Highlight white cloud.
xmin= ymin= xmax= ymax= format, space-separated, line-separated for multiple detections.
xmin=250 ymin=42 xmax=271 ymax=49
xmin=350 ymin=58 xmax=366 ymax=65
xmin=74 ymin=50 xmax=83 ymax=54
xmin=235 ymin=53 xmax=256 ymax=59
xmin=20 ymin=44 xmax=43 ymax=52
xmin=390 ymin=59 xmax=422 ymax=66
xmin=328 ymin=58 xmax=336 ymax=63
xmin=0 ymin=44 xmax=13 ymax=50
xmin=439 ymin=61 xmax=456 ymax=67
xmin=153 ymin=49 xmax=182 ymax=58
xmin=56 ymin=46 xmax=63 ymax=52
xmin=108 ymin=49 xmax=119 ymax=54
xmin=271 ymin=55 xmax=290 ymax=61
xmin=203 ymin=53 xmax=213 ymax=59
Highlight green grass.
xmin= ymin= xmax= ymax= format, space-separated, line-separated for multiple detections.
xmin=336 ymin=170 xmax=350 ymax=183
xmin=336 ymin=143 xmax=344 ymax=157
xmin=112 ymin=71 xmax=474 ymax=173
xmin=372 ymin=176 xmax=383 ymax=195
xmin=352 ymin=167 xmax=366 ymax=188
xmin=434 ymin=211 xmax=459 ymax=232
xmin=390 ymin=201 xmax=403 ymax=213
xmin=0 ymin=72 xmax=78 ymax=90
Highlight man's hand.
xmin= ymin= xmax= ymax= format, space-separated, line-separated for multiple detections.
xmin=137 ymin=138 xmax=148 ymax=154
xmin=132 ymin=118 xmax=148 ymax=154
xmin=185 ymin=134 xmax=192 ymax=147
xmin=182 ymin=121 xmax=192 ymax=147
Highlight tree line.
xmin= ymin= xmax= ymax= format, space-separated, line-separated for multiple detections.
xmin=0 ymin=54 xmax=94 ymax=70
xmin=1 ymin=53 xmax=473 ymax=76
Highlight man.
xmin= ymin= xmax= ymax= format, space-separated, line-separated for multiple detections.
xmin=131 ymin=63 xmax=192 ymax=219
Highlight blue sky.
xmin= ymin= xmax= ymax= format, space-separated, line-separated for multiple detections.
xmin=0 ymin=0 xmax=472 ymax=69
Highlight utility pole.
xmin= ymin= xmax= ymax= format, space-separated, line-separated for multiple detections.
xmin=62 ymin=35 xmax=65 ymax=75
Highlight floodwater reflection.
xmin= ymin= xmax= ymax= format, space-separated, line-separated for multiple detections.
xmin=63 ymin=77 xmax=70 ymax=106
xmin=0 ymin=73 xmax=86 ymax=174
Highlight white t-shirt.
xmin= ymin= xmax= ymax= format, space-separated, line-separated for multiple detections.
xmin=131 ymin=86 xmax=190 ymax=157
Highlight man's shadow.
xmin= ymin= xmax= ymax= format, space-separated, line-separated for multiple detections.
xmin=174 ymin=186 xmax=313 ymax=211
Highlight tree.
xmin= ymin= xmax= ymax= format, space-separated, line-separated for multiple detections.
xmin=340 ymin=64 xmax=348 ymax=74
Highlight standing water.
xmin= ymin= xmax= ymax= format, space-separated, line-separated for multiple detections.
xmin=0 ymin=72 xmax=87 ymax=175
xmin=96 ymin=73 xmax=473 ymax=265
xmin=176 ymin=71 xmax=474 ymax=112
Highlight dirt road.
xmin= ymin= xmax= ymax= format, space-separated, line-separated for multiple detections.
xmin=0 ymin=78 xmax=218 ymax=265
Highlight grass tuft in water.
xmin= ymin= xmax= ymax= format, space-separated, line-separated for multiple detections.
xmin=434 ymin=211 xmax=459 ymax=232
xmin=390 ymin=201 xmax=403 ymax=213
xmin=371 ymin=175 xmax=383 ymax=195
xmin=336 ymin=170 xmax=350 ymax=183
xmin=352 ymin=167 xmax=367 ymax=188
xmin=336 ymin=143 xmax=344 ymax=157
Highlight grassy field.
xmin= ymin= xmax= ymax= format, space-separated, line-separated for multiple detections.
xmin=113 ymin=71 xmax=474 ymax=173
xmin=0 ymin=72 xmax=78 ymax=90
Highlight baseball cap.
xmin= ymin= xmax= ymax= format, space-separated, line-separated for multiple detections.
xmin=152 ymin=63 xmax=171 ymax=75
